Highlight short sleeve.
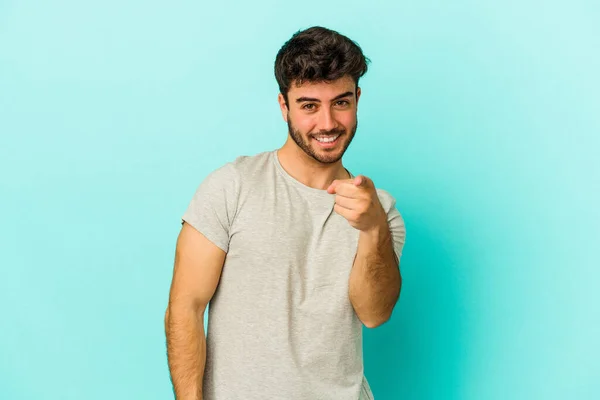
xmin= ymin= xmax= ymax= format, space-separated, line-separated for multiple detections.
xmin=376 ymin=189 xmax=407 ymax=265
xmin=181 ymin=162 xmax=240 ymax=253
xmin=387 ymin=205 xmax=406 ymax=264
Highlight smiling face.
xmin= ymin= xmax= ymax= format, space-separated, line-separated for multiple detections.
xmin=278 ymin=75 xmax=361 ymax=164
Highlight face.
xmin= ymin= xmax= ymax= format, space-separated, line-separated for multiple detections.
xmin=278 ymin=75 xmax=361 ymax=164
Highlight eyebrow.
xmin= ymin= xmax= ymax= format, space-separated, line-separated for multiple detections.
xmin=295 ymin=91 xmax=354 ymax=103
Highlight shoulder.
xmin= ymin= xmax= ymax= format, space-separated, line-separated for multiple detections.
xmin=205 ymin=150 xmax=271 ymax=177
xmin=231 ymin=150 xmax=274 ymax=177
xmin=212 ymin=150 xmax=272 ymax=178
xmin=375 ymin=187 xmax=407 ymax=247
xmin=199 ymin=150 xmax=274 ymax=192
xmin=375 ymin=187 xmax=398 ymax=213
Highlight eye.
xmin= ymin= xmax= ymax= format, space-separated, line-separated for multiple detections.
xmin=302 ymin=103 xmax=317 ymax=110
xmin=335 ymin=100 xmax=350 ymax=107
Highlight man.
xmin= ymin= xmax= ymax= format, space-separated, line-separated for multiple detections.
xmin=165 ymin=26 xmax=406 ymax=400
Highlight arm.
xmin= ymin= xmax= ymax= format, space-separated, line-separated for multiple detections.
xmin=165 ymin=222 xmax=226 ymax=400
xmin=348 ymin=219 xmax=401 ymax=328
xmin=326 ymin=174 xmax=404 ymax=329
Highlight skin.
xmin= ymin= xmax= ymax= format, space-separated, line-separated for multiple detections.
xmin=165 ymin=223 xmax=225 ymax=400
xmin=327 ymin=175 xmax=401 ymax=327
xmin=276 ymin=75 xmax=361 ymax=190
xmin=277 ymin=75 xmax=402 ymax=327
xmin=165 ymin=75 xmax=402 ymax=399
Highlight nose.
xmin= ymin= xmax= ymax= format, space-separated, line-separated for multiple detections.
xmin=317 ymin=108 xmax=338 ymax=132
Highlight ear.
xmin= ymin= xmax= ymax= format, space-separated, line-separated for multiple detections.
xmin=356 ymin=86 xmax=362 ymax=104
xmin=278 ymin=93 xmax=288 ymax=122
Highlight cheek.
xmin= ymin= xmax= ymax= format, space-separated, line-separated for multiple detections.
xmin=294 ymin=115 xmax=316 ymax=133
xmin=339 ymin=113 xmax=356 ymax=129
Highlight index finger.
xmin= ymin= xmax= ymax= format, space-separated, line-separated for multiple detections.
xmin=327 ymin=178 xmax=354 ymax=194
xmin=331 ymin=180 xmax=361 ymax=198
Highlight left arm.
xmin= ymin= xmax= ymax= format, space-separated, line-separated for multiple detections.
xmin=327 ymin=174 xmax=403 ymax=328
xmin=349 ymin=218 xmax=401 ymax=328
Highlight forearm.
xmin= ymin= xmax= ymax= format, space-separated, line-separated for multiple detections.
xmin=349 ymin=220 xmax=401 ymax=328
xmin=165 ymin=305 xmax=206 ymax=400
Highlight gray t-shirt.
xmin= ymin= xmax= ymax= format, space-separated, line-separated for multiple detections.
xmin=182 ymin=149 xmax=406 ymax=400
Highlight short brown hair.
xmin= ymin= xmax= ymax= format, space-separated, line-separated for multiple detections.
xmin=274 ymin=26 xmax=370 ymax=105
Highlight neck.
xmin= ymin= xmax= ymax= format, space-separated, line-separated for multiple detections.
xmin=277 ymin=138 xmax=350 ymax=190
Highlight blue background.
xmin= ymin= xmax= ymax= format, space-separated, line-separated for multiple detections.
xmin=1 ymin=1 xmax=598 ymax=399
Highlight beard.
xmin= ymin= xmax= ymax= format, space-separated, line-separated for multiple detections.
xmin=287 ymin=113 xmax=357 ymax=164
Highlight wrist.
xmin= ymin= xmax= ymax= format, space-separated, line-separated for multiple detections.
xmin=360 ymin=215 xmax=389 ymax=239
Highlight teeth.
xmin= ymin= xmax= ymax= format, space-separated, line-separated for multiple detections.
xmin=315 ymin=135 xmax=340 ymax=143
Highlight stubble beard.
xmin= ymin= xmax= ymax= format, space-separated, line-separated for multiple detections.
xmin=287 ymin=113 xmax=357 ymax=164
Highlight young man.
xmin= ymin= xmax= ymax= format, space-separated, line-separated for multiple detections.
xmin=165 ymin=26 xmax=406 ymax=400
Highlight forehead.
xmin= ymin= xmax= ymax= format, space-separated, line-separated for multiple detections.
xmin=288 ymin=75 xmax=356 ymax=99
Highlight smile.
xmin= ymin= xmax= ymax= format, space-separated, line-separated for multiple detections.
xmin=313 ymin=134 xmax=341 ymax=148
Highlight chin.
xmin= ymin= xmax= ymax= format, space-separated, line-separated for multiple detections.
xmin=312 ymin=148 xmax=346 ymax=164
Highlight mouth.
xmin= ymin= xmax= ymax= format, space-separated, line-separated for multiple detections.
xmin=312 ymin=133 xmax=342 ymax=149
